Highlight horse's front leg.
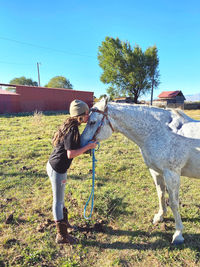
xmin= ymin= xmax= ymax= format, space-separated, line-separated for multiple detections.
xmin=163 ymin=169 xmax=184 ymax=245
xmin=149 ymin=168 xmax=167 ymax=224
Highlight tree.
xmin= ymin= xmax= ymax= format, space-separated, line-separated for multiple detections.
xmin=98 ymin=37 xmax=160 ymax=103
xmin=10 ymin=76 xmax=38 ymax=86
xmin=145 ymin=46 xmax=160 ymax=105
xmin=45 ymin=76 xmax=73 ymax=89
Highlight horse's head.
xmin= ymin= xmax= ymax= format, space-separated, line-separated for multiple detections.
xmin=81 ymin=97 xmax=114 ymax=147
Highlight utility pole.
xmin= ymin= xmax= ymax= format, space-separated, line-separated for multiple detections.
xmin=37 ymin=62 xmax=41 ymax=86
xmin=150 ymin=84 xmax=153 ymax=106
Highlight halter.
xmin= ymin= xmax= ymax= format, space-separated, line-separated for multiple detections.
xmin=90 ymin=106 xmax=114 ymax=140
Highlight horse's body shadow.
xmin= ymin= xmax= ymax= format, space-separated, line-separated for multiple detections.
xmin=79 ymin=223 xmax=200 ymax=251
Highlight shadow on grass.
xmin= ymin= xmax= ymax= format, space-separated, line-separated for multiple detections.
xmin=81 ymin=225 xmax=200 ymax=251
xmin=164 ymin=217 xmax=200 ymax=223
xmin=76 ymin=219 xmax=200 ymax=251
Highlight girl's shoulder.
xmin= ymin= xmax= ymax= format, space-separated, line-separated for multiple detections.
xmin=65 ymin=124 xmax=79 ymax=137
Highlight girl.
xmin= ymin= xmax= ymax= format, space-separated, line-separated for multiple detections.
xmin=47 ymin=99 xmax=97 ymax=244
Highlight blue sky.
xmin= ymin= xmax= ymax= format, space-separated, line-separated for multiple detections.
xmin=0 ymin=0 xmax=200 ymax=99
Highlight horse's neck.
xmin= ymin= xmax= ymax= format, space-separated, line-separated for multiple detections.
xmin=108 ymin=103 xmax=166 ymax=146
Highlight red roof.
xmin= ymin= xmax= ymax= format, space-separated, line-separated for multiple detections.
xmin=158 ymin=91 xmax=181 ymax=98
xmin=0 ymin=89 xmax=19 ymax=95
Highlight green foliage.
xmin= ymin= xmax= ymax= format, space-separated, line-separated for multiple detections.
xmin=145 ymin=46 xmax=160 ymax=104
xmin=45 ymin=76 xmax=73 ymax=89
xmin=98 ymin=37 xmax=160 ymax=103
xmin=9 ymin=76 xmax=38 ymax=86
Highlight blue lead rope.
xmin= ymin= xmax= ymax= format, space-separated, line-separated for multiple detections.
xmin=84 ymin=143 xmax=99 ymax=220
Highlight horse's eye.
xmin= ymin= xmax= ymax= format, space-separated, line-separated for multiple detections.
xmin=89 ymin=121 xmax=96 ymax=126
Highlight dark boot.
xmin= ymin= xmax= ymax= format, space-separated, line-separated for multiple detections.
xmin=55 ymin=220 xmax=77 ymax=245
xmin=63 ymin=207 xmax=73 ymax=228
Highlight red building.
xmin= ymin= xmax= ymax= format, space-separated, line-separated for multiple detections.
xmin=0 ymin=83 xmax=93 ymax=114
xmin=153 ymin=90 xmax=185 ymax=109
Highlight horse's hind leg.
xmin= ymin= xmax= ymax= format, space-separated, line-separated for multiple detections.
xmin=149 ymin=169 xmax=167 ymax=224
xmin=163 ymin=169 xmax=184 ymax=244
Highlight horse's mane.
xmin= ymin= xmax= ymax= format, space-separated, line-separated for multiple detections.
xmin=168 ymin=108 xmax=198 ymax=122
xmin=110 ymin=102 xmax=198 ymax=123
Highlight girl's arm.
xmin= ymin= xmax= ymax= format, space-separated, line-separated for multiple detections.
xmin=67 ymin=141 xmax=98 ymax=159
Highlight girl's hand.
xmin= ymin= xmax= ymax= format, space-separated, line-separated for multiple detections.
xmin=87 ymin=141 xmax=98 ymax=150
xmin=67 ymin=141 xmax=98 ymax=159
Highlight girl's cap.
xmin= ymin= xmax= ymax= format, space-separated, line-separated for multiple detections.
xmin=69 ymin=99 xmax=89 ymax=117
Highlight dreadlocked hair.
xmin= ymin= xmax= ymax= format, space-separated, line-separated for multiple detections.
xmin=52 ymin=115 xmax=84 ymax=147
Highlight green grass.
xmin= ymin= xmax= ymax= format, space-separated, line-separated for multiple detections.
xmin=0 ymin=110 xmax=200 ymax=266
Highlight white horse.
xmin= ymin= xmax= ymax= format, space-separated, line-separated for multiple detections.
xmin=81 ymin=98 xmax=200 ymax=245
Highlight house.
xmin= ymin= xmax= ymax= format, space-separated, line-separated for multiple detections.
xmin=153 ymin=90 xmax=185 ymax=109
xmin=0 ymin=83 xmax=93 ymax=114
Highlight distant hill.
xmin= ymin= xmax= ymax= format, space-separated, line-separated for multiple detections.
xmin=185 ymin=93 xmax=200 ymax=102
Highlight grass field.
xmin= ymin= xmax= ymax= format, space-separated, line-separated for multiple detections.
xmin=0 ymin=109 xmax=200 ymax=266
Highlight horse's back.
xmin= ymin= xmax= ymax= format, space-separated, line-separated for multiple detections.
xmin=178 ymin=122 xmax=200 ymax=139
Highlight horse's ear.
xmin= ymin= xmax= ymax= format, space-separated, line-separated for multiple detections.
xmin=102 ymin=96 xmax=109 ymax=111
xmin=105 ymin=96 xmax=109 ymax=106
xmin=95 ymin=96 xmax=109 ymax=111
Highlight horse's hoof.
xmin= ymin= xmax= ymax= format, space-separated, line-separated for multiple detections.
xmin=172 ymin=231 xmax=184 ymax=245
xmin=153 ymin=213 xmax=164 ymax=224
xmin=172 ymin=239 xmax=184 ymax=245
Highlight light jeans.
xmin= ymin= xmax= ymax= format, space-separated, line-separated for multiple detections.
xmin=46 ymin=161 xmax=67 ymax=221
